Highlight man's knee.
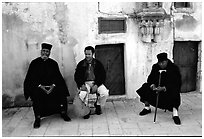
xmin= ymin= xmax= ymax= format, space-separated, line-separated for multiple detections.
xmin=79 ymin=90 xmax=88 ymax=101
xmin=97 ymin=84 xmax=109 ymax=97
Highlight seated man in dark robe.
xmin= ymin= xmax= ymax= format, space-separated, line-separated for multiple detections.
xmin=24 ymin=43 xmax=71 ymax=128
xmin=136 ymin=52 xmax=182 ymax=125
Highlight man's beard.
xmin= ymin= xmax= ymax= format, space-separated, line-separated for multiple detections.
xmin=41 ymin=55 xmax=48 ymax=61
xmin=86 ymin=57 xmax=93 ymax=62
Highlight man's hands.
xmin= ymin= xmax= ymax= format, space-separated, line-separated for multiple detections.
xmin=155 ymin=86 xmax=166 ymax=92
xmin=46 ymin=84 xmax=55 ymax=94
xmin=80 ymin=84 xmax=87 ymax=91
xmin=150 ymin=84 xmax=166 ymax=92
xmin=38 ymin=84 xmax=55 ymax=94
xmin=150 ymin=84 xmax=157 ymax=90
xmin=91 ymin=85 xmax=98 ymax=94
xmin=79 ymin=84 xmax=98 ymax=94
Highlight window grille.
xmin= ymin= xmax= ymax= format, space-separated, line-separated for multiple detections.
xmin=142 ymin=2 xmax=162 ymax=8
xmin=98 ymin=18 xmax=126 ymax=34
xmin=174 ymin=2 xmax=191 ymax=8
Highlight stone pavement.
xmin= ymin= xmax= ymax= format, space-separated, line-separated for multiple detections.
xmin=2 ymin=92 xmax=202 ymax=137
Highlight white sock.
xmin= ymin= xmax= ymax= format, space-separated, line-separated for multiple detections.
xmin=173 ymin=107 xmax=178 ymax=116
xmin=144 ymin=106 xmax=150 ymax=110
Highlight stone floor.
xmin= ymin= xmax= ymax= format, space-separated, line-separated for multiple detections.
xmin=2 ymin=92 xmax=202 ymax=137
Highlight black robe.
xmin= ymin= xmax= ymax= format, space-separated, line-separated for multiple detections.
xmin=136 ymin=59 xmax=182 ymax=111
xmin=24 ymin=57 xmax=69 ymax=117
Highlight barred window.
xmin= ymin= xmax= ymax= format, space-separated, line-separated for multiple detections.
xmin=98 ymin=18 xmax=126 ymax=34
xmin=174 ymin=2 xmax=191 ymax=8
xmin=142 ymin=2 xmax=162 ymax=8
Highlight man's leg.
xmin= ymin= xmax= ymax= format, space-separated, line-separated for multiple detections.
xmin=144 ymin=101 xmax=151 ymax=109
xmin=139 ymin=101 xmax=151 ymax=116
xmin=30 ymin=91 xmax=43 ymax=128
xmin=136 ymin=83 xmax=153 ymax=116
xmin=81 ymin=83 xmax=92 ymax=119
xmin=95 ymin=84 xmax=109 ymax=115
xmin=60 ymin=97 xmax=71 ymax=121
xmin=32 ymin=102 xmax=41 ymax=128
xmin=78 ymin=90 xmax=91 ymax=119
xmin=172 ymin=107 xmax=181 ymax=125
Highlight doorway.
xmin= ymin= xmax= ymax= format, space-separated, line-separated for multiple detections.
xmin=173 ymin=41 xmax=198 ymax=93
xmin=95 ymin=43 xmax=125 ymax=95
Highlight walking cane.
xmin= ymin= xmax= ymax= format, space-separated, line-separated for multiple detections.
xmin=153 ymin=70 xmax=166 ymax=123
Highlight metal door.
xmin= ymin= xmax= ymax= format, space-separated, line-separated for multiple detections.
xmin=95 ymin=43 xmax=125 ymax=95
xmin=173 ymin=41 xmax=198 ymax=92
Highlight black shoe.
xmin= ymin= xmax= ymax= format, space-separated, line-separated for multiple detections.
xmin=139 ymin=108 xmax=151 ymax=116
xmin=94 ymin=103 xmax=102 ymax=115
xmin=173 ymin=116 xmax=181 ymax=125
xmin=33 ymin=118 xmax=41 ymax=128
xmin=83 ymin=112 xmax=91 ymax=119
xmin=61 ymin=113 xmax=71 ymax=122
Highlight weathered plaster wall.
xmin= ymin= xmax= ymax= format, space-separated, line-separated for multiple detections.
xmin=2 ymin=2 xmax=78 ymax=108
xmin=95 ymin=2 xmax=175 ymax=98
xmin=174 ymin=3 xmax=202 ymax=41
xmin=2 ymin=2 xmax=202 ymax=107
xmin=173 ymin=2 xmax=202 ymax=93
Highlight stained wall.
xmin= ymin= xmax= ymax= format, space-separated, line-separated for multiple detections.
xmin=2 ymin=2 xmax=202 ymax=107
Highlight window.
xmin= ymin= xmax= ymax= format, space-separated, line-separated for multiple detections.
xmin=173 ymin=2 xmax=193 ymax=13
xmin=98 ymin=18 xmax=126 ymax=34
xmin=142 ymin=2 xmax=162 ymax=9
xmin=174 ymin=2 xmax=191 ymax=8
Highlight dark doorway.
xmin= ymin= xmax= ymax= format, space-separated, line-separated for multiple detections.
xmin=95 ymin=43 xmax=125 ymax=95
xmin=173 ymin=41 xmax=198 ymax=93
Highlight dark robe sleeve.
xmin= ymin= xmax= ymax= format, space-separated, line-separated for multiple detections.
xmin=23 ymin=61 xmax=37 ymax=100
xmin=53 ymin=61 xmax=70 ymax=97
xmin=165 ymin=65 xmax=182 ymax=94
xmin=147 ymin=64 xmax=160 ymax=86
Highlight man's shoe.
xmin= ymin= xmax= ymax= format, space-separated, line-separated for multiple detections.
xmin=61 ymin=113 xmax=71 ymax=122
xmin=33 ymin=118 xmax=41 ymax=128
xmin=83 ymin=112 xmax=90 ymax=119
xmin=139 ymin=108 xmax=151 ymax=116
xmin=94 ymin=103 xmax=102 ymax=115
xmin=173 ymin=116 xmax=181 ymax=125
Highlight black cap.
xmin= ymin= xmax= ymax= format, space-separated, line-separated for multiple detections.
xmin=41 ymin=43 xmax=52 ymax=50
xmin=157 ymin=52 xmax=168 ymax=62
